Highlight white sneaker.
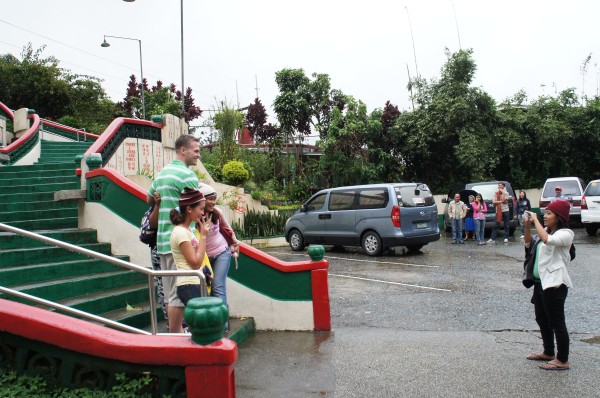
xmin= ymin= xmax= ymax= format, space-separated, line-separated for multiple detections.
xmin=487 ymin=239 xmax=495 ymax=244
xmin=504 ymin=238 xmax=509 ymax=243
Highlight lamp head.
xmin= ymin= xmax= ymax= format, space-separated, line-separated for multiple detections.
xmin=101 ymin=37 xmax=110 ymax=48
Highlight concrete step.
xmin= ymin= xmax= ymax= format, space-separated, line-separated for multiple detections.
xmin=0 ymin=207 xmax=77 ymax=223
xmin=0 ymin=168 xmax=75 ymax=181
xmin=0 ymin=242 xmax=113 ymax=268
xmin=4 ymin=270 xmax=146 ymax=303
xmin=0 ymin=162 xmax=73 ymax=173
xmin=0 ymin=256 xmax=128 ymax=287
xmin=5 ymin=181 xmax=78 ymax=194
xmin=0 ymin=175 xmax=78 ymax=187
xmin=0 ymin=200 xmax=77 ymax=214
xmin=0 ymin=228 xmax=98 ymax=250
xmin=2 ymin=216 xmax=79 ymax=230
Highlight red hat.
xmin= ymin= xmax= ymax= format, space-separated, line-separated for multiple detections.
xmin=547 ymin=200 xmax=570 ymax=222
xmin=179 ymin=188 xmax=205 ymax=207
xmin=555 ymin=186 xmax=563 ymax=191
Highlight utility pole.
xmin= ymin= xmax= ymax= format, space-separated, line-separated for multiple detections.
xmin=404 ymin=6 xmax=419 ymax=79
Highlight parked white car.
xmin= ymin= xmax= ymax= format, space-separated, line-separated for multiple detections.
xmin=539 ymin=177 xmax=585 ymax=222
xmin=581 ymin=179 xmax=600 ymax=236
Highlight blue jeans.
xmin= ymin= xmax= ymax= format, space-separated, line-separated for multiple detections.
xmin=210 ymin=249 xmax=231 ymax=307
xmin=518 ymin=214 xmax=526 ymax=235
xmin=490 ymin=211 xmax=510 ymax=240
xmin=451 ymin=219 xmax=463 ymax=241
xmin=475 ymin=219 xmax=485 ymax=242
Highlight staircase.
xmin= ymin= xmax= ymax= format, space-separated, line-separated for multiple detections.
xmin=0 ymin=139 xmax=159 ymax=329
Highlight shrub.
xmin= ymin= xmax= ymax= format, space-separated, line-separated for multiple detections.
xmin=232 ymin=209 xmax=289 ymax=238
xmin=222 ymin=160 xmax=249 ymax=185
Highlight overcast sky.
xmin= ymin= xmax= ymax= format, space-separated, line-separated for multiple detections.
xmin=2 ymin=0 xmax=599 ymax=131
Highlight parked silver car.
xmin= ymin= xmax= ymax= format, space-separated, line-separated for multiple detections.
xmin=581 ymin=179 xmax=600 ymax=236
xmin=284 ymin=183 xmax=440 ymax=256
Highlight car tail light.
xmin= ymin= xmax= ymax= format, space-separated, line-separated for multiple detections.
xmin=581 ymin=196 xmax=587 ymax=210
xmin=539 ymin=200 xmax=550 ymax=209
xmin=391 ymin=205 xmax=401 ymax=228
xmin=513 ymin=196 xmax=517 ymax=211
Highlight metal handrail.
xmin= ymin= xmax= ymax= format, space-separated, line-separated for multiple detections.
xmin=40 ymin=118 xmax=93 ymax=142
xmin=0 ymin=223 xmax=208 ymax=335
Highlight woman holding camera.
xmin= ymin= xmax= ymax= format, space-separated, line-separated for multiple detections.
xmin=523 ymin=200 xmax=574 ymax=370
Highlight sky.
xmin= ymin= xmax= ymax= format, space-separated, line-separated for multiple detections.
xmin=1 ymin=0 xmax=599 ymax=133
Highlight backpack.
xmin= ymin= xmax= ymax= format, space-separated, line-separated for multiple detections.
xmin=139 ymin=205 xmax=157 ymax=247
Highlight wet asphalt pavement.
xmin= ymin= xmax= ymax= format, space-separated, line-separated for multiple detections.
xmin=235 ymin=229 xmax=600 ymax=397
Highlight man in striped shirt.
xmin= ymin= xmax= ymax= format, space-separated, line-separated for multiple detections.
xmin=148 ymin=134 xmax=199 ymax=332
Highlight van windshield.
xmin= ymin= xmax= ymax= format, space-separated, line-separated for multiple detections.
xmin=395 ymin=185 xmax=434 ymax=207
xmin=543 ymin=180 xmax=582 ymax=197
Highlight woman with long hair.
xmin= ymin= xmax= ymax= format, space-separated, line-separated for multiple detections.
xmin=517 ymin=190 xmax=532 ymax=239
xmin=198 ymin=184 xmax=240 ymax=332
xmin=169 ymin=188 xmax=211 ymax=332
xmin=472 ymin=194 xmax=488 ymax=245
xmin=523 ymin=200 xmax=574 ymax=370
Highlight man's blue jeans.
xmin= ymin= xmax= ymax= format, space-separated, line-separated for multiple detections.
xmin=490 ymin=210 xmax=510 ymax=240
xmin=451 ymin=218 xmax=463 ymax=241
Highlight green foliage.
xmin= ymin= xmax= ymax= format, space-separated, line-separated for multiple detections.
xmin=222 ymin=160 xmax=249 ymax=185
xmin=236 ymin=148 xmax=274 ymax=186
xmin=214 ymin=104 xmax=244 ymax=167
xmin=0 ymin=368 xmax=157 ymax=398
xmin=232 ymin=209 xmax=290 ymax=238
xmin=0 ymin=44 xmax=115 ymax=134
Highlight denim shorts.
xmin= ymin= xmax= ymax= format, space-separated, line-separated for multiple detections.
xmin=177 ymin=284 xmax=202 ymax=306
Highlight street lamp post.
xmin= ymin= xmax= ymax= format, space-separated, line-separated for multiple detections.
xmin=101 ymin=35 xmax=146 ymax=119
xmin=123 ymin=0 xmax=185 ymax=121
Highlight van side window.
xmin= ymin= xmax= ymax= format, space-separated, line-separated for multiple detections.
xmin=305 ymin=193 xmax=327 ymax=211
xmin=329 ymin=190 xmax=356 ymax=211
xmin=357 ymin=188 xmax=388 ymax=209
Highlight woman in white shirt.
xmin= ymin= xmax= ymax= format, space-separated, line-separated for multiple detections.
xmin=523 ymin=199 xmax=573 ymax=370
xmin=170 ymin=188 xmax=211 ymax=309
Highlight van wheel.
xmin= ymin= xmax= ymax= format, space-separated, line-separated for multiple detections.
xmin=406 ymin=244 xmax=424 ymax=252
xmin=288 ymin=229 xmax=305 ymax=251
xmin=362 ymin=231 xmax=382 ymax=256
xmin=585 ymin=225 xmax=599 ymax=236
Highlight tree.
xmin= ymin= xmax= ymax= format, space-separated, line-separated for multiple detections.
xmin=118 ymin=77 xmax=202 ymax=123
xmin=319 ymin=96 xmax=369 ymax=186
xmin=245 ymin=97 xmax=280 ymax=148
xmin=364 ymin=101 xmax=403 ymax=182
xmin=0 ymin=44 xmax=115 ymax=133
xmin=213 ymin=103 xmax=244 ymax=167
xmin=394 ymin=49 xmax=498 ymax=192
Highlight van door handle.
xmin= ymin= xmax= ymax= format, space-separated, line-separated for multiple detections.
xmin=319 ymin=214 xmax=331 ymax=220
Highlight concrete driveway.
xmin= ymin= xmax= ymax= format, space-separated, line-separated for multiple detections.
xmin=235 ymin=230 xmax=600 ymax=397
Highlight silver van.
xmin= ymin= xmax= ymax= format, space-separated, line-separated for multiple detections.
xmin=284 ymin=183 xmax=440 ymax=256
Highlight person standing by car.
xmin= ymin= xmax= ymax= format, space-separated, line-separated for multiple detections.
xmin=464 ymin=195 xmax=476 ymax=241
xmin=472 ymin=194 xmax=488 ymax=245
xmin=551 ymin=186 xmax=566 ymax=202
xmin=488 ymin=182 xmax=511 ymax=244
xmin=517 ymin=190 xmax=532 ymax=240
xmin=448 ymin=193 xmax=467 ymax=244
xmin=522 ymin=200 xmax=573 ymax=371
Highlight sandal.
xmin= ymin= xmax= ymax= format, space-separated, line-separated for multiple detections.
xmin=527 ymin=353 xmax=555 ymax=361
xmin=539 ymin=361 xmax=570 ymax=371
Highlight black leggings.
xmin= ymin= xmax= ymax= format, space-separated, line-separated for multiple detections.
xmin=532 ymin=283 xmax=569 ymax=362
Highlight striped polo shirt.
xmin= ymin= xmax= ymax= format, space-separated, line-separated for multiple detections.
xmin=148 ymin=159 xmax=199 ymax=254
